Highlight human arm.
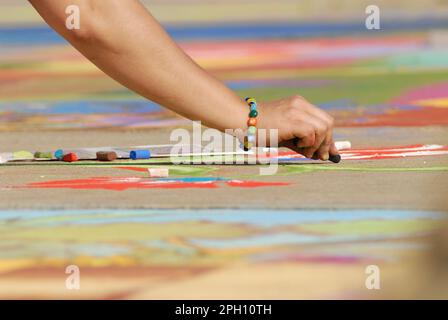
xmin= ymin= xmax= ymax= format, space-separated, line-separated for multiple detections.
xmin=29 ymin=0 xmax=338 ymax=160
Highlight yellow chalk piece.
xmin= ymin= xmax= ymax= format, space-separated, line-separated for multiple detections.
xmin=13 ymin=151 xmax=34 ymax=160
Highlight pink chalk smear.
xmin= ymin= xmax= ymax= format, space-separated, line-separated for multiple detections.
xmin=23 ymin=177 xmax=290 ymax=191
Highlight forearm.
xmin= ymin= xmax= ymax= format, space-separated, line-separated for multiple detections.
xmin=29 ymin=0 xmax=247 ymax=132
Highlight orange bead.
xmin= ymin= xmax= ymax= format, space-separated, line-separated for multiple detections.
xmin=247 ymin=117 xmax=257 ymax=126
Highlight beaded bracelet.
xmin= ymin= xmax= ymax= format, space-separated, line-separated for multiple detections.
xmin=240 ymin=97 xmax=258 ymax=151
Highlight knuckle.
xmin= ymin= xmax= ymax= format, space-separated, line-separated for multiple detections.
xmin=290 ymin=95 xmax=304 ymax=107
xmin=316 ymin=122 xmax=328 ymax=135
xmin=302 ymin=125 xmax=314 ymax=138
xmin=324 ymin=115 xmax=334 ymax=128
xmin=287 ymin=105 xmax=299 ymax=118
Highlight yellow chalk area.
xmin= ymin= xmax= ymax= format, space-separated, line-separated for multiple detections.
xmin=73 ymin=255 xmax=136 ymax=268
xmin=0 ymin=259 xmax=35 ymax=273
xmin=413 ymin=98 xmax=448 ymax=108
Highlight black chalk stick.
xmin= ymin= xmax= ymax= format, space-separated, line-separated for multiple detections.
xmin=329 ymin=154 xmax=341 ymax=163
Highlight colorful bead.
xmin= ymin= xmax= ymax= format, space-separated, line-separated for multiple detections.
xmin=247 ymin=135 xmax=256 ymax=143
xmin=249 ymin=110 xmax=258 ymax=118
xmin=242 ymin=97 xmax=258 ymax=151
xmin=246 ymin=97 xmax=257 ymax=104
xmin=248 ymin=126 xmax=257 ymax=135
xmin=247 ymin=117 xmax=257 ymax=126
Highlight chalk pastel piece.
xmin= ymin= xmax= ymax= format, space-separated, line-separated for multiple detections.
xmin=34 ymin=152 xmax=53 ymax=159
xmin=63 ymin=153 xmax=78 ymax=163
xmin=329 ymin=154 xmax=342 ymax=164
xmin=96 ymin=151 xmax=117 ymax=162
xmin=13 ymin=151 xmax=34 ymax=160
xmin=335 ymin=141 xmax=352 ymax=151
xmin=55 ymin=149 xmax=64 ymax=160
xmin=148 ymin=168 xmax=169 ymax=178
xmin=130 ymin=150 xmax=151 ymax=160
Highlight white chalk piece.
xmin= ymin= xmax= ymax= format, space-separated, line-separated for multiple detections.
xmin=0 ymin=153 xmax=12 ymax=164
xmin=335 ymin=141 xmax=352 ymax=151
xmin=148 ymin=168 xmax=170 ymax=178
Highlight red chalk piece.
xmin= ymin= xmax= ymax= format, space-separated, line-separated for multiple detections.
xmin=63 ymin=153 xmax=78 ymax=162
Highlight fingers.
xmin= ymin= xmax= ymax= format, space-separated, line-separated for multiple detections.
xmin=293 ymin=110 xmax=329 ymax=159
xmin=294 ymin=123 xmax=315 ymax=149
xmin=316 ymin=128 xmax=333 ymax=161
xmin=303 ymin=116 xmax=328 ymax=159
xmin=329 ymin=140 xmax=338 ymax=156
xmin=287 ymin=95 xmax=338 ymax=161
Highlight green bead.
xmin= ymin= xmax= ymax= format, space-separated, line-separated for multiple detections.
xmin=248 ymin=126 xmax=257 ymax=135
xmin=249 ymin=110 xmax=258 ymax=118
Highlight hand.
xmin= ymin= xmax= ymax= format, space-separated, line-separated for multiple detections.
xmin=257 ymin=95 xmax=339 ymax=161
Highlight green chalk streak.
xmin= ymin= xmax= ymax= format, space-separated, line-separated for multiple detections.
xmin=285 ymin=165 xmax=448 ymax=174
xmin=236 ymin=70 xmax=448 ymax=105
xmin=365 ymin=50 xmax=448 ymax=69
xmin=0 ymin=222 xmax=248 ymax=243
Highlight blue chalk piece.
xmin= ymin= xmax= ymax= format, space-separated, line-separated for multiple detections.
xmin=54 ymin=149 xmax=64 ymax=160
xmin=130 ymin=150 xmax=151 ymax=160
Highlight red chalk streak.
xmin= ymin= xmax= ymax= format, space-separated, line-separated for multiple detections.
xmin=26 ymin=177 xmax=218 ymax=191
xmin=274 ymin=144 xmax=448 ymax=161
xmin=23 ymin=177 xmax=289 ymax=191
